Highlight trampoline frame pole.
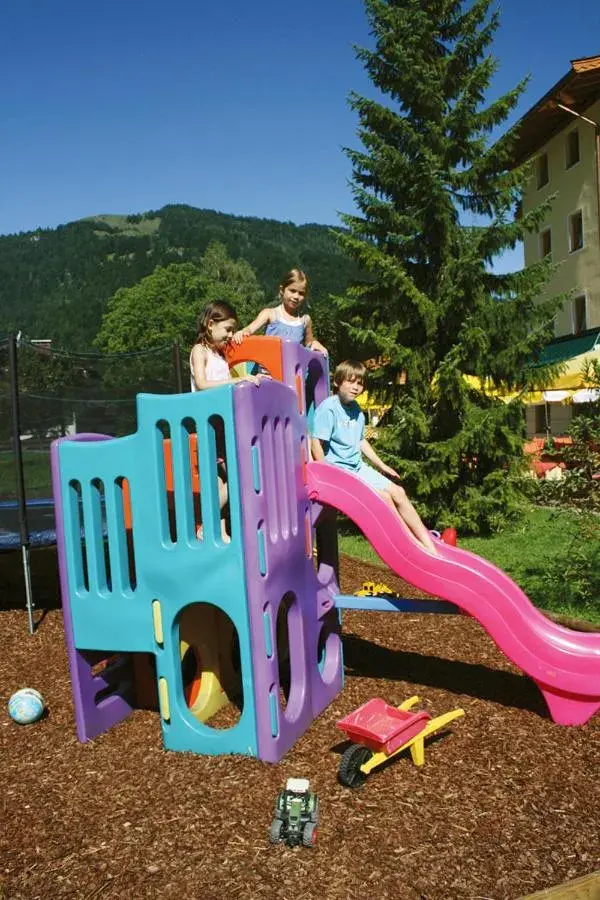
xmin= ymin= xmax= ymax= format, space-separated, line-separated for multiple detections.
xmin=172 ymin=340 xmax=183 ymax=393
xmin=21 ymin=545 xmax=34 ymax=634
xmin=8 ymin=332 xmax=34 ymax=634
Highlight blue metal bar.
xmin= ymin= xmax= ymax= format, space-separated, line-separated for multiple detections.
xmin=334 ymin=594 xmax=460 ymax=614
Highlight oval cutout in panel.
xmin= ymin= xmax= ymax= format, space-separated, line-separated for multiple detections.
xmin=317 ymin=610 xmax=342 ymax=686
xmin=178 ymin=603 xmax=243 ymax=730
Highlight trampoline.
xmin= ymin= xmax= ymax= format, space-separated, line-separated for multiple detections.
xmin=0 ymin=497 xmax=57 ymax=550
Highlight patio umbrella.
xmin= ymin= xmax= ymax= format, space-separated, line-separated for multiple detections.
xmin=465 ymin=349 xmax=600 ymax=402
xmin=542 ymin=390 xmax=572 ymax=403
xmin=548 ymin=348 xmax=600 ymax=390
xmin=572 ymin=388 xmax=600 ymax=403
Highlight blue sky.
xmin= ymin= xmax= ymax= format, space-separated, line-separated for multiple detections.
xmin=2 ymin=0 xmax=599 ymax=272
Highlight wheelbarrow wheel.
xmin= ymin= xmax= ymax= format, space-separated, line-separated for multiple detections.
xmin=338 ymin=744 xmax=372 ymax=788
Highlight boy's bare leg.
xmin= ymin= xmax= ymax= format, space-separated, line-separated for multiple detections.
xmin=379 ymin=487 xmax=438 ymax=554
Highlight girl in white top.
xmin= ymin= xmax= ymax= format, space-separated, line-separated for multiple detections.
xmin=190 ymin=301 xmax=263 ymax=391
xmin=189 ymin=301 xmax=265 ymax=541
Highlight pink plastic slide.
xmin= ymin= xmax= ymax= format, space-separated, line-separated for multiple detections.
xmin=307 ymin=462 xmax=600 ymax=726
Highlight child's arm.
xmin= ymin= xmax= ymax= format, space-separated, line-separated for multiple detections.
xmin=360 ymin=438 xmax=401 ymax=480
xmin=303 ymin=316 xmax=327 ymax=355
xmin=310 ymin=401 xmax=334 ymax=463
xmin=191 ymin=345 xmax=263 ymax=390
xmin=310 ymin=437 xmax=326 ymax=461
xmin=232 ymin=308 xmax=275 ymax=344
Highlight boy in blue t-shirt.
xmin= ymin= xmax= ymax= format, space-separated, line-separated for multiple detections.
xmin=311 ymin=360 xmax=437 ymax=554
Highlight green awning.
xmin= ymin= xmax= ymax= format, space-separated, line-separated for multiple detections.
xmin=535 ymin=329 xmax=600 ymax=366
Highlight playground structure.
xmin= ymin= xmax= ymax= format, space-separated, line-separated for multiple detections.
xmin=51 ymin=337 xmax=341 ymax=762
xmin=51 ymin=336 xmax=600 ymax=765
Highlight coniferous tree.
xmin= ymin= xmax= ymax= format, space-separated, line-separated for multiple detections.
xmin=338 ymin=0 xmax=562 ymax=532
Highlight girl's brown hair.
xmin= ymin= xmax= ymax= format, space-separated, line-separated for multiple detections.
xmin=195 ymin=301 xmax=237 ymax=346
xmin=279 ymin=268 xmax=308 ymax=294
xmin=333 ymin=360 xmax=367 ymax=390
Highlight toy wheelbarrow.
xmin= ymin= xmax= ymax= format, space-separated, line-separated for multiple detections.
xmin=336 ymin=696 xmax=464 ymax=788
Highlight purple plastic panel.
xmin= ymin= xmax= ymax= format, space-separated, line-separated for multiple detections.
xmin=234 ymin=380 xmax=343 ymax=762
xmin=281 ymin=342 xmax=340 ymax=619
xmin=280 ymin=342 xmax=329 ymax=421
xmin=51 ymin=434 xmax=135 ymax=742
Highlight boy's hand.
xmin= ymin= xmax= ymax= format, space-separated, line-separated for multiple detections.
xmin=380 ymin=463 xmax=401 ymax=480
xmin=232 ymin=329 xmax=249 ymax=344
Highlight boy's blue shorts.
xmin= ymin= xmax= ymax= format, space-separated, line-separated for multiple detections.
xmin=353 ymin=463 xmax=393 ymax=492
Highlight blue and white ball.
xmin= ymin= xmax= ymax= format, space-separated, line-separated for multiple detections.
xmin=8 ymin=688 xmax=45 ymax=725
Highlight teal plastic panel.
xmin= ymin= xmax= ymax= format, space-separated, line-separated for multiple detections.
xmin=57 ymin=385 xmax=258 ymax=757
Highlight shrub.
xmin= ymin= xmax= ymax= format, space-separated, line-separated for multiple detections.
xmin=536 ymin=513 xmax=600 ymax=616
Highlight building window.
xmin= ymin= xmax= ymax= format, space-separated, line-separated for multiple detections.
xmin=536 ymin=153 xmax=549 ymax=188
xmin=572 ymin=294 xmax=587 ymax=334
xmin=568 ymin=210 xmax=584 ymax=253
xmin=566 ymin=128 xmax=580 ymax=169
xmin=539 ymin=228 xmax=552 ymax=258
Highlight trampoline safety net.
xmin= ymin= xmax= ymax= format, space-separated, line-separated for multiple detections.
xmin=0 ymin=337 xmax=181 ymax=550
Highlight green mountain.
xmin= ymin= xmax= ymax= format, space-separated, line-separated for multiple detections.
xmin=0 ymin=204 xmax=358 ymax=350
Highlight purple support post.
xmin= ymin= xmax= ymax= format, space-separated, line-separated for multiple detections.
xmin=281 ymin=342 xmax=340 ymax=615
xmin=280 ymin=342 xmax=329 ymax=420
xmin=234 ymin=380 xmax=343 ymax=762
xmin=51 ymin=435 xmax=135 ymax=742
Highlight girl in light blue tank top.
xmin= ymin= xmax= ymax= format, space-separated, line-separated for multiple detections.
xmin=265 ymin=304 xmax=308 ymax=343
xmin=232 ymin=268 xmax=328 ymax=356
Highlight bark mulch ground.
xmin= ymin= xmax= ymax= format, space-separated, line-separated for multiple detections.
xmin=1 ymin=551 xmax=599 ymax=900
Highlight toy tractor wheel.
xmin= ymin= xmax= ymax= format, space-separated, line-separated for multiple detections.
xmin=269 ymin=818 xmax=284 ymax=844
xmin=338 ymin=744 xmax=372 ymax=788
xmin=302 ymin=822 xmax=317 ymax=847
xmin=274 ymin=791 xmax=286 ymax=818
xmin=310 ymin=796 xmax=319 ymax=823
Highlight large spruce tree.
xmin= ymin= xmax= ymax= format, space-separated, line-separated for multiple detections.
xmin=338 ymin=0 xmax=561 ymax=532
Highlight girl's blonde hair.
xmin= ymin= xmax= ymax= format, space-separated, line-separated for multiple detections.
xmin=333 ymin=360 xmax=367 ymax=390
xmin=279 ymin=268 xmax=308 ymax=295
xmin=195 ymin=301 xmax=237 ymax=346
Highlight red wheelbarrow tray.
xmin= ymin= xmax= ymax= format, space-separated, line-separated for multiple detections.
xmin=336 ymin=698 xmax=432 ymax=756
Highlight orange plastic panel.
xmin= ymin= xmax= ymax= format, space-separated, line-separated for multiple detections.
xmin=164 ymin=439 xmax=174 ymax=493
xmin=295 ymin=371 xmax=304 ymax=415
xmin=162 ymin=435 xmax=199 ymax=494
xmin=122 ymin=436 xmax=200 ymax=530
xmin=225 ymin=336 xmax=284 ymax=382
xmin=304 ymin=511 xmax=312 ymax=559
xmin=184 ymin=648 xmax=203 ymax=707
xmin=188 ymin=434 xmax=199 ymax=494
xmin=122 ymin=477 xmax=133 ymax=531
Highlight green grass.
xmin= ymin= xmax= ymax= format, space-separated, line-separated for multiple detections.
xmin=83 ymin=214 xmax=161 ymax=237
xmin=339 ymin=506 xmax=600 ymax=624
xmin=0 ymin=450 xmax=53 ymax=500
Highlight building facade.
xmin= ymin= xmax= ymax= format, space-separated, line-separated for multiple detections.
xmin=513 ymin=57 xmax=600 ymax=435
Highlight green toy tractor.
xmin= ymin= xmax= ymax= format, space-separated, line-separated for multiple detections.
xmin=269 ymin=778 xmax=319 ymax=848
